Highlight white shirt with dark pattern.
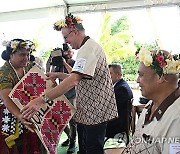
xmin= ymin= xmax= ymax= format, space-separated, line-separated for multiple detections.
xmin=72 ymin=38 xmax=118 ymax=125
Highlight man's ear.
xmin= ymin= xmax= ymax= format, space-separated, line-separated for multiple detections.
xmin=117 ymin=72 xmax=122 ymax=78
xmin=74 ymin=30 xmax=79 ymax=35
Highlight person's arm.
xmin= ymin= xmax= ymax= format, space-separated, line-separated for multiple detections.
xmin=63 ymin=58 xmax=72 ymax=73
xmin=46 ymin=71 xmax=70 ymax=81
xmin=0 ymin=89 xmax=34 ymax=132
xmin=21 ymin=73 xmax=83 ymax=119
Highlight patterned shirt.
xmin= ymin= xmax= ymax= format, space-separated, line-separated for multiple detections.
xmin=0 ymin=61 xmax=31 ymax=136
xmin=123 ymin=88 xmax=180 ymax=154
xmin=72 ymin=38 xmax=118 ymax=125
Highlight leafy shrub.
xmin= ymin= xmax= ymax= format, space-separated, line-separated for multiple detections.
xmin=113 ymin=56 xmax=139 ymax=81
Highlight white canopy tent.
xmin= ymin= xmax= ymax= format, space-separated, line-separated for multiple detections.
xmin=1 ymin=0 xmax=179 ymax=20
xmin=0 ymin=0 xmax=180 ymax=67
xmin=67 ymin=0 xmax=180 ymax=13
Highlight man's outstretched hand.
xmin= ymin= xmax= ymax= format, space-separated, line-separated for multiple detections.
xmin=46 ymin=72 xmax=58 ymax=87
xmin=45 ymin=72 xmax=58 ymax=81
xmin=21 ymin=97 xmax=44 ymax=120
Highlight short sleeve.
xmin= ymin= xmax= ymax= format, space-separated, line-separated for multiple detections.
xmin=72 ymin=41 xmax=99 ymax=79
xmin=0 ymin=75 xmax=13 ymax=90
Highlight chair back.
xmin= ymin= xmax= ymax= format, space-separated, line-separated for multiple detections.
xmin=126 ymin=98 xmax=133 ymax=144
xmin=131 ymin=103 xmax=146 ymax=135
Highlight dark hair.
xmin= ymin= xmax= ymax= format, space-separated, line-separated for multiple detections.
xmin=135 ymin=48 xmax=140 ymax=56
xmin=1 ymin=38 xmax=25 ymax=61
xmin=1 ymin=49 xmax=10 ymax=61
xmin=74 ymin=23 xmax=85 ymax=31
xmin=30 ymin=54 xmax=35 ymax=62
xmin=109 ymin=64 xmax=122 ymax=73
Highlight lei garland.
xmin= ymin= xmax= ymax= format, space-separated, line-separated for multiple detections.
xmin=2 ymin=40 xmax=36 ymax=53
xmin=138 ymin=49 xmax=180 ymax=76
xmin=53 ymin=13 xmax=82 ymax=31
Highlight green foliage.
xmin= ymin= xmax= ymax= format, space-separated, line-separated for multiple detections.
xmin=99 ymin=13 xmax=138 ymax=81
xmin=99 ymin=13 xmax=112 ymax=47
xmin=99 ymin=13 xmax=161 ymax=81
xmin=41 ymin=48 xmax=52 ymax=61
xmin=111 ymin=16 xmax=129 ymax=35
xmin=113 ymin=56 xmax=139 ymax=81
xmin=134 ymin=41 xmax=158 ymax=51
xmin=99 ymin=13 xmax=136 ymax=64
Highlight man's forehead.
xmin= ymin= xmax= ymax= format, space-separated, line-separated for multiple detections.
xmin=138 ymin=62 xmax=153 ymax=74
xmin=61 ymin=27 xmax=71 ymax=34
xmin=16 ymin=48 xmax=30 ymax=54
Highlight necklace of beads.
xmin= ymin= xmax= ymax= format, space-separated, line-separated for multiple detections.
xmin=9 ymin=60 xmax=25 ymax=81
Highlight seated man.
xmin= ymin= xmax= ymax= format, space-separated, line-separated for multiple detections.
xmin=106 ymin=64 xmax=133 ymax=144
xmin=121 ymin=49 xmax=180 ymax=154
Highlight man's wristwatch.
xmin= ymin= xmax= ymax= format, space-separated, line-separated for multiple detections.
xmin=41 ymin=94 xmax=50 ymax=103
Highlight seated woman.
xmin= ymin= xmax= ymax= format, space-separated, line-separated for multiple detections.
xmin=0 ymin=39 xmax=46 ymax=154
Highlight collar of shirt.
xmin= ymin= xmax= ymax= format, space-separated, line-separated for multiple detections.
xmin=144 ymin=87 xmax=180 ymax=125
xmin=80 ymin=36 xmax=90 ymax=47
xmin=113 ymin=79 xmax=122 ymax=87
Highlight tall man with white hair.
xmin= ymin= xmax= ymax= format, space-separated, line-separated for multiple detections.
xmin=21 ymin=13 xmax=118 ymax=154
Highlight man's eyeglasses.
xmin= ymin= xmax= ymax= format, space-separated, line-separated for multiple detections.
xmin=64 ymin=31 xmax=73 ymax=40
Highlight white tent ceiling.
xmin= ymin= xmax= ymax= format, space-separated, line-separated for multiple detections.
xmin=0 ymin=0 xmax=179 ymax=22
xmin=1 ymin=0 xmax=179 ymax=14
xmin=65 ymin=0 xmax=180 ymax=13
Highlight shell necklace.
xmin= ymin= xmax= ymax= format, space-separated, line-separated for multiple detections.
xmin=9 ymin=60 xmax=25 ymax=81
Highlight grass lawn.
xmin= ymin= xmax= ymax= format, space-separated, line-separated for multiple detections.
xmin=57 ymin=132 xmax=127 ymax=154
